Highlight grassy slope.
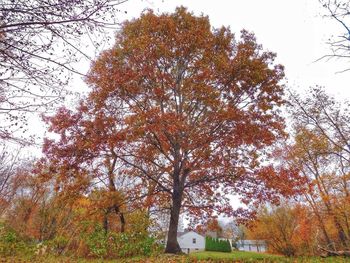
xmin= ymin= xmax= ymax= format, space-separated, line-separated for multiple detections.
xmin=191 ymin=250 xmax=281 ymax=260
xmin=190 ymin=250 xmax=350 ymax=262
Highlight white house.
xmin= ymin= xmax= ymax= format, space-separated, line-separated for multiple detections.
xmin=177 ymin=231 xmax=205 ymax=253
xmin=236 ymin=240 xmax=267 ymax=252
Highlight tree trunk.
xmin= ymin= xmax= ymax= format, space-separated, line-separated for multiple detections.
xmin=107 ymin=158 xmax=126 ymax=233
xmin=305 ymin=195 xmax=333 ymax=248
xmin=103 ymin=211 xmax=109 ymax=234
xmin=165 ymin=189 xmax=182 ymax=254
xmin=333 ymin=216 xmax=348 ymax=248
xmin=314 ymin=209 xmax=333 ymax=247
xmin=114 ymin=205 xmax=125 ymax=233
xmin=319 ymin=246 xmax=350 ymax=257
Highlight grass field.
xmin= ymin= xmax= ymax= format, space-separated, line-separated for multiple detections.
xmin=190 ymin=250 xmax=350 ymax=262
xmin=2 ymin=251 xmax=350 ymax=262
xmin=190 ymin=250 xmax=282 ymax=261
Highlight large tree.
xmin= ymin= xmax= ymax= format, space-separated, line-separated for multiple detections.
xmin=44 ymin=8 xmax=298 ymax=253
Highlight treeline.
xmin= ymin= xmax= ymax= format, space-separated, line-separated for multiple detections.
xmin=246 ymin=88 xmax=350 ymax=256
xmin=0 ymin=170 xmax=162 ymax=258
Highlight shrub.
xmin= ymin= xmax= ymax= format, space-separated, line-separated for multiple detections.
xmin=0 ymin=223 xmax=34 ymax=257
xmin=47 ymin=235 xmax=69 ymax=255
xmin=107 ymin=231 xmax=161 ymax=258
xmin=80 ymin=222 xmax=108 ymax=258
xmin=76 ymin=221 xmax=162 ymax=259
xmin=205 ymin=236 xmax=231 ymax=252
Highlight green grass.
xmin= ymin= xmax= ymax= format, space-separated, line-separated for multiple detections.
xmin=190 ymin=250 xmax=281 ymax=261
xmin=190 ymin=250 xmax=350 ymax=262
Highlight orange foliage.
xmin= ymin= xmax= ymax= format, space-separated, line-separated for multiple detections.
xmin=247 ymin=203 xmax=317 ymax=256
xmin=43 ymin=7 xmax=300 ymax=253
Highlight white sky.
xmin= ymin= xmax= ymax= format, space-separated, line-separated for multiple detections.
xmin=114 ymin=0 xmax=350 ymax=98
xmin=59 ymin=0 xmax=350 ymax=107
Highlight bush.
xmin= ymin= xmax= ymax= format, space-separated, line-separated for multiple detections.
xmin=0 ymin=220 xmax=162 ymax=259
xmin=77 ymin=221 xmax=162 ymax=259
xmin=47 ymin=235 xmax=69 ymax=255
xmin=107 ymin=232 xmax=159 ymax=258
xmin=84 ymin=223 xmax=108 ymax=258
xmin=205 ymin=237 xmax=231 ymax=252
xmin=0 ymin=223 xmax=34 ymax=257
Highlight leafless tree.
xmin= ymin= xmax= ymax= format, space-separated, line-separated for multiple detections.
xmin=0 ymin=0 xmax=128 ymax=142
xmin=0 ymin=144 xmax=24 ymax=214
xmin=320 ymin=0 xmax=350 ymax=72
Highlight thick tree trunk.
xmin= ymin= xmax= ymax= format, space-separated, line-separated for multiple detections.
xmin=120 ymin=213 xmax=125 ymax=233
xmin=165 ymin=190 xmax=182 ymax=254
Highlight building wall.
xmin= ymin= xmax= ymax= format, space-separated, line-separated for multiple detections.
xmin=238 ymin=243 xmax=267 ymax=252
xmin=178 ymin=231 xmax=205 ymax=253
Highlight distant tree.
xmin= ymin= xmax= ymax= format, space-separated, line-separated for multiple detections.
xmin=5 ymin=168 xmax=54 ymax=241
xmin=320 ymin=0 xmax=350 ymax=71
xmin=234 ymin=224 xmax=248 ymax=241
xmin=220 ymin=221 xmax=240 ymax=240
xmin=289 ymin=87 xmax=350 ymax=166
xmin=248 ymin=203 xmax=317 ymax=256
xmin=193 ymin=218 xmax=223 ymax=237
xmin=286 ymin=87 xmax=350 ymax=249
xmin=284 ymin=128 xmax=350 ymax=249
xmin=0 ymin=0 xmax=128 ymax=142
xmin=0 ymin=144 xmax=28 ymax=214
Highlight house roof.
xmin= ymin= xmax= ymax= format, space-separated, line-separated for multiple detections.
xmin=177 ymin=230 xmax=204 ymax=238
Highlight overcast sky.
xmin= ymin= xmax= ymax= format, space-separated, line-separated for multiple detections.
xmin=60 ymin=0 xmax=350 ymax=105
xmin=112 ymin=0 xmax=350 ymax=98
